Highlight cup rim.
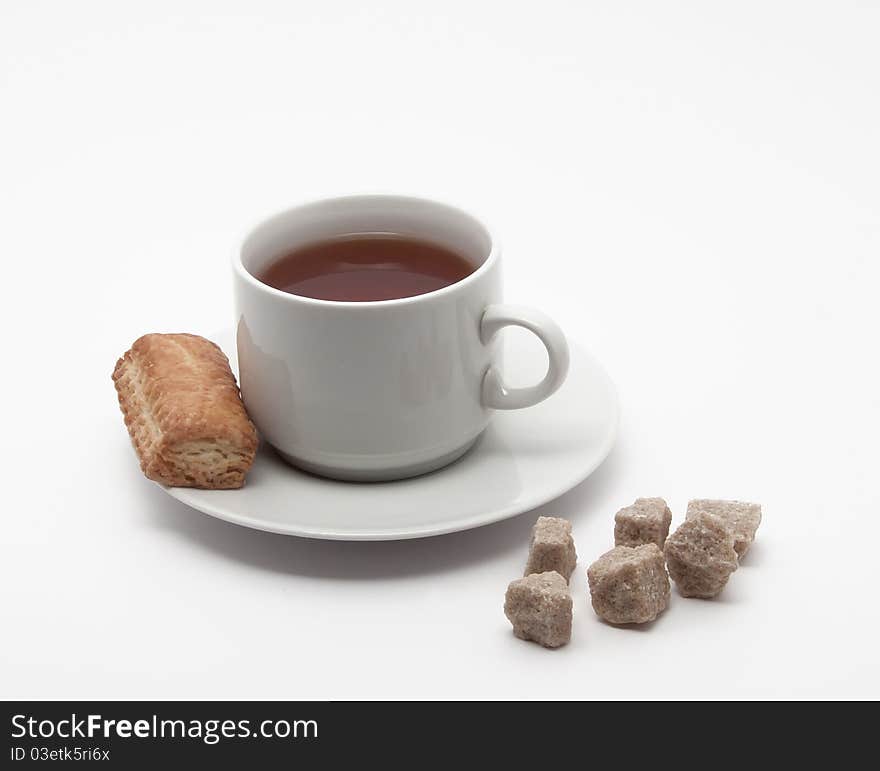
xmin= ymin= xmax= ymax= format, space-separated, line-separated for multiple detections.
xmin=232 ymin=193 xmax=500 ymax=308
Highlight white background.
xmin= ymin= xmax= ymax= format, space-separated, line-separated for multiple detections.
xmin=2 ymin=0 xmax=878 ymax=699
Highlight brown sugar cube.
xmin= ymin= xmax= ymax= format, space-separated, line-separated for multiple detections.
xmin=686 ymin=499 xmax=762 ymax=559
xmin=664 ymin=512 xmax=739 ymax=598
xmin=587 ymin=544 xmax=670 ymax=624
xmin=504 ymin=571 xmax=572 ymax=648
xmin=524 ymin=516 xmax=577 ymax=581
xmin=614 ymin=497 xmax=673 ymax=549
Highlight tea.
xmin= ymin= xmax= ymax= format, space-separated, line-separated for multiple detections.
xmin=259 ymin=233 xmax=474 ymax=302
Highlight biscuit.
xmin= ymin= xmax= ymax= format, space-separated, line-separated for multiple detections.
xmin=113 ymin=333 xmax=258 ymax=489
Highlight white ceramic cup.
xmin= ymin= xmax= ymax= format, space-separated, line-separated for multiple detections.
xmin=233 ymin=195 xmax=569 ymax=481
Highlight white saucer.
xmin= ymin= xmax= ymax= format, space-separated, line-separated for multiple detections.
xmin=164 ymin=329 xmax=619 ymax=540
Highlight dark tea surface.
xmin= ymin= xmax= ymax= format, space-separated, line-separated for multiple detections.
xmin=258 ymin=234 xmax=474 ymax=302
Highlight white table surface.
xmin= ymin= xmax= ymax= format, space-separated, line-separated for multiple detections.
xmin=2 ymin=0 xmax=878 ymax=700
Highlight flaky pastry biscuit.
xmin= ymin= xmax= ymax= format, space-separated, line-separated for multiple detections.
xmin=113 ymin=333 xmax=258 ymax=489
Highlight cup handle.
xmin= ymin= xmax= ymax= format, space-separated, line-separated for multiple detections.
xmin=479 ymin=304 xmax=570 ymax=410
